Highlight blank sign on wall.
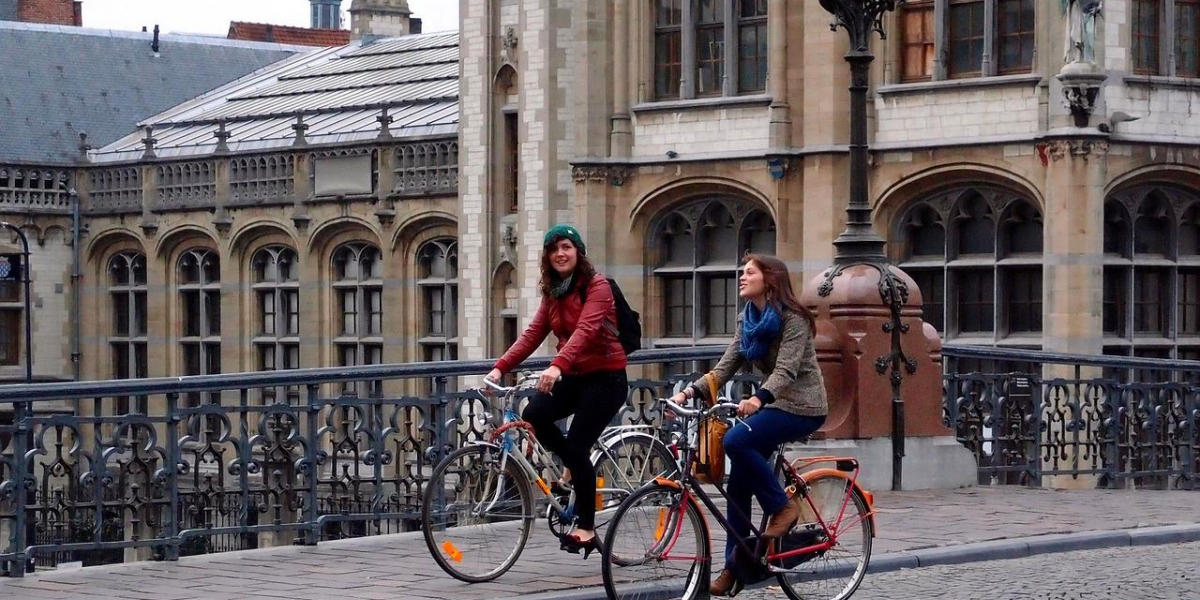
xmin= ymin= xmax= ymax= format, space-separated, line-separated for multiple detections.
xmin=314 ymin=154 xmax=373 ymax=197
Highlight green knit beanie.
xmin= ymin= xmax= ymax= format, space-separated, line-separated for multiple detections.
xmin=543 ymin=224 xmax=586 ymax=256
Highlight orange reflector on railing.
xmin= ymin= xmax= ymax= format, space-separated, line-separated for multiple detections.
xmin=442 ymin=540 xmax=463 ymax=562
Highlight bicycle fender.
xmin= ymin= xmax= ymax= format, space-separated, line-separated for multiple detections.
xmin=462 ymin=440 xmax=503 ymax=451
xmin=797 ymin=468 xmax=876 ymax=537
xmin=589 ymin=431 xmax=660 ymax=465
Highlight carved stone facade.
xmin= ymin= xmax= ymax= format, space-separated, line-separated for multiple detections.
xmin=459 ymin=0 xmax=1200 ymax=372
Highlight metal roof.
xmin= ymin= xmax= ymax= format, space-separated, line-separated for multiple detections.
xmin=0 ymin=21 xmax=311 ymax=165
xmin=91 ymin=31 xmax=460 ymax=163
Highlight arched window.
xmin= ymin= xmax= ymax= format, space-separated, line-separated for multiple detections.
xmin=109 ymin=250 xmax=148 ymax=414
xmin=1103 ymin=185 xmax=1200 ymax=367
xmin=652 ymin=197 xmax=775 ymax=343
xmin=332 ymin=243 xmax=384 ymax=388
xmin=178 ymin=248 xmax=220 ymax=406
xmin=894 ymin=185 xmax=1043 ymax=342
xmin=418 ymin=238 xmax=458 ymax=390
xmin=252 ymin=245 xmax=300 ymax=403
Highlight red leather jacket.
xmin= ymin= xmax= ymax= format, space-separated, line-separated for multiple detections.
xmin=493 ymin=274 xmax=628 ymax=376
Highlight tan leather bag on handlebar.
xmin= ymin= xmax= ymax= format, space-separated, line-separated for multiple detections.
xmin=694 ymin=372 xmax=730 ymax=485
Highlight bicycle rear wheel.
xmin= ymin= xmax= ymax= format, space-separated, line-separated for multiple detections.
xmin=593 ymin=434 xmax=679 ymax=514
xmin=601 ymin=483 xmax=709 ymax=600
xmin=775 ymin=473 xmax=872 ymax=600
xmin=422 ymin=444 xmax=534 ymax=583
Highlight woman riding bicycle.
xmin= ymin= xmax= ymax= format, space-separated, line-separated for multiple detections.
xmin=485 ymin=224 xmax=627 ymax=557
xmin=669 ymin=254 xmax=828 ymax=597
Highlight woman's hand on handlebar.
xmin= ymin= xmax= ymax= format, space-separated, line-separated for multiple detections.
xmin=664 ymin=391 xmax=688 ymax=419
xmin=483 ymin=369 xmax=504 ymax=394
xmin=536 ymin=365 xmax=562 ymax=394
xmin=737 ymin=397 xmax=763 ymax=418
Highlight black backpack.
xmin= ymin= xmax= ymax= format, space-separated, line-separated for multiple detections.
xmin=580 ymin=277 xmax=642 ymax=355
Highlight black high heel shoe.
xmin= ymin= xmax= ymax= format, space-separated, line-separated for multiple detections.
xmin=560 ymin=533 xmax=602 ymax=559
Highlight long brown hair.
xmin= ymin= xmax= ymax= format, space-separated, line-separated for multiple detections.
xmin=539 ymin=241 xmax=597 ymax=297
xmin=744 ymin=253 xmax=816 ymax=330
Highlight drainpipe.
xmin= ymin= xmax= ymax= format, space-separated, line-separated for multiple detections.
xmin=68 ymin=183 xmax=81 ymax=381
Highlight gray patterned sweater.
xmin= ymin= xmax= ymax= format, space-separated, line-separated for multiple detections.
xmin=691 ymin=308 xmax=828 ymax=417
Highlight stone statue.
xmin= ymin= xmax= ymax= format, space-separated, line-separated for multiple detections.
xmin=1062 ymin=0 xmax=1103 ymax=64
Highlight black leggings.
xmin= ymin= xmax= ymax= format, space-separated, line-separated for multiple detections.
xmin=521 ymin=369 xmax=628 ymax=530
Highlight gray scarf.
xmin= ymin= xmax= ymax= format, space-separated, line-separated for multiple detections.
xmin=550 ymin=275 xmax=574 ymax=299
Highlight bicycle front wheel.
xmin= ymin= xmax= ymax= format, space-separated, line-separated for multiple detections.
xmin=775 ymin=473 xmax=873 ymax=600
xmin=421 ymin=444 xmax=534 ymax=583
xmin=601 ymin=483 xmax=709 ymax=600
xmin=593 ymin=434 xmax=679 ymax=514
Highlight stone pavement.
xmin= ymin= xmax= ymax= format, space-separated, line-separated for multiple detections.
xmin=741 ymin=541 xmax=1200 ymax=600
xmin=0 ymin=487 xmax=1196 ymax=600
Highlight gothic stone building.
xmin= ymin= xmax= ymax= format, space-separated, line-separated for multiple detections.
xmin=459 ymin=0 xmax=1200 ymax=373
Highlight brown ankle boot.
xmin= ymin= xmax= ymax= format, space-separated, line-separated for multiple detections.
xmin=710 ymin=569 xmax=743 ymax=597
xmin=764 ymin=500 xmax=801 ymax=538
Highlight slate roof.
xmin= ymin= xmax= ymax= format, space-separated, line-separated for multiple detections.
xmin=92 ymin=31 xmax=459 ymax=163
xmin=0 ymin=0 xmax=17 ymax=21
xmin=228 ymin=21 xmax=351 ymax=48
xmin=0 ymin=21 xmax=311 ymax=165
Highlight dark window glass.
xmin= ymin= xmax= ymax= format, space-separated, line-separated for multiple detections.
xmin=1004 ymin=202 xmax=1043 ymax=255
xmin=0 ymin=309 xmax=19 ymax=365
xmin=1103 ymin=267 xmax=1129 ymax=336
xmin=1178 ymin=0 xmax=1200 ymax=77
xmin=1133 ymin=0 xmax=1160 ymax=74
xmin=665 ymin=277 xmax=694 ymax=337
xmin=1005 ymin=267 xmax=1042 ymax=333
xmin=704 ymin=276 xmax=737 ymax=336
xmin=958 ymin=199 xmax=995 ymax=256
xmin=506 ymin=112 xmax=519 ymax=212
xmin=655 ymin=0 xmax=683 ymax=99
xmin=1133 ymin=268 xmax=1169 ymax=334
xmin=1180 ymin=206 xmax=1200 ymax=255
xmin=737 ymin=0 xmax=767 ymax=93
xmin=997 ymin=0 xmax=1035 ymax=73
xmin=1104 ymin=203 xmax=1130 ymax=256
xmin=909 ymin=269 xmax=945 ymax=333
xmin=906 ymin=206 xmax=945 ymax=258
xmin=1134 ymin=198 xmax=1171 ymax=256
xmin=1181 ymin=270 xmax=1200 ymax=334
xmin=956 ymin=269 xmax=994 ymax=333
xmin=696 ymin=0 xmax=725 ymax=96
xmin=948 ymin=0 xmax=985 ymax=77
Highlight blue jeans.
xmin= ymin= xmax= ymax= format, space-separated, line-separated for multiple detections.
xmin=722 ymin=408 xmax=826 ymax=565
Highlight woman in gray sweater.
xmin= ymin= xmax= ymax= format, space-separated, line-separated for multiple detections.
xmin=669 ymin=254 xmax=828 ymax=597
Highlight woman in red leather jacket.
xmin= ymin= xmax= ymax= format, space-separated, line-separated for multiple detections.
xmin=485 ymin=224 xmax=627 ymax=558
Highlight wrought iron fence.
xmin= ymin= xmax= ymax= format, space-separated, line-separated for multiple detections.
xmin=0 ymin=347 xmax=723 ymax=577
xmin=942 ymin=344 xmax=1200 ymax=490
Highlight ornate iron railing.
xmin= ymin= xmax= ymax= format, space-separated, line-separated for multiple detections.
xmin=0 ymin=347 xmax=724 ymax=577
xmin=942 ymin=344 xmax=1200 ymax=489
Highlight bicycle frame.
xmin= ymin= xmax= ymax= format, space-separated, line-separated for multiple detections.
xmin=653 ymin=406 xmax=873 ymax=573
xmin=468 ymin=379 xmax=674 ymax=521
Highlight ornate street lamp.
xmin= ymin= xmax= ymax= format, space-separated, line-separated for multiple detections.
xmin=813 ymin=0 xmax=918 ymax=491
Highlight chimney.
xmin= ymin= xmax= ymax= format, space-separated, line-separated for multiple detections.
xmin=309 ymin=0 xmax=342 ymax=30
xmin=17 ymin=0 xmax=82 ymax=26
xmin=348 ymin=0 xmax=411 ymax=40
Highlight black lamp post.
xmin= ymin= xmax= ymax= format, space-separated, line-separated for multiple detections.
xmin=814 ymin=0 xmax=916 ymax=491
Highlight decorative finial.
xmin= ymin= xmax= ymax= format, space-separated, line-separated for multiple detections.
xmin=292 ymin=115 xmax=309 ymax=147
xmin=376 ymin=107 xmax=394 ymax=140
xmin=141 ymin=126 xmax=158 ymax=159
xmin=213 ymin=121 xmax=233 ymax=154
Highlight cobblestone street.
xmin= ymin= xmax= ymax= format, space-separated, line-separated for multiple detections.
xmin=742 ymin=542 xmax=1200 ymax=600
xmin=0 ymin=487 xmax=1195 ymax=600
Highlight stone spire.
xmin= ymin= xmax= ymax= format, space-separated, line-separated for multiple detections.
xmin=309 ymin=0 xmax=343 ymax=30
xmin=348 ymin=0 xmax=411 ymax=39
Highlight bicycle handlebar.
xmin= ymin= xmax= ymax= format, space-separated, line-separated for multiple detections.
xmin=481 ymin=378 xmax=514 ymax=394
xmin=661 ymin=398 xmax=741 ymax=420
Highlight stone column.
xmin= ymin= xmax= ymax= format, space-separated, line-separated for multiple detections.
xmin=1037 ymin=136 xmax=1108 ymax=489
xmin=767 ymin=0 xmax=790 ymax=148
xmin=610 ymin=0 xmax=632 ymax=157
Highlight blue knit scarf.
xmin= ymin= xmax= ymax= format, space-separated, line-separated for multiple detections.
xmin=740 ymin=302 xmax=782 ymax=361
